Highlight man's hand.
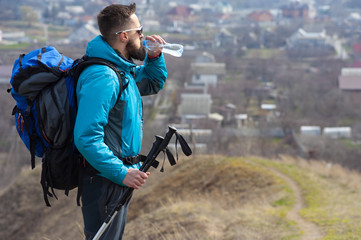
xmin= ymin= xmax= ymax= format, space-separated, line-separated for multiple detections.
xmin=145 ymin=35 xmax=166 ymax=57
xmin=122 ymin=168 xmax=150 ymax=189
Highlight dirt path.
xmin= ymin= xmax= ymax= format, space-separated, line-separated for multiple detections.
xmin=266 ymin=167 xmax=324 ymax=240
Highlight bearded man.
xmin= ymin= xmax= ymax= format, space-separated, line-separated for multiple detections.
xmin=73 ymin=3 xmax=167 ymax=239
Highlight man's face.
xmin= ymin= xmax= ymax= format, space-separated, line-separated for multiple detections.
xmin=127 ymin=38 xmax=146 ymax=61
xmin=126 ymin=14 xmax=145 ymax=61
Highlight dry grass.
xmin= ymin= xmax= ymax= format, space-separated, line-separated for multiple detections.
xmin=125 ymin=155 xmax=298 ymax=240
xmin=277 ymin=155 xmax=361 ymax=191
xmin=1 ymin=154 xmax=360 ymax=239
xmin=0 ymin=167 xmax=84 ymax=240
xmin=255 ymin=155 xmax=361 ymax=240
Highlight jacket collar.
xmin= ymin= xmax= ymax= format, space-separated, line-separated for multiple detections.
xmin=86 ymin=35 xmax=137 ymax=71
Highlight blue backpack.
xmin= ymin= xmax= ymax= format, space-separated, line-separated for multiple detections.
xmin=8 ymin=46 xmax=125 ymax=206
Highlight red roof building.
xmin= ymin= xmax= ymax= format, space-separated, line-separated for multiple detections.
xmin=281 ymin=2 xmax=309 ymax=19
xmin=248 ymin=11 xmax=273 ymax=22
xmin=167 ymin=6 xmax=197 ymax=22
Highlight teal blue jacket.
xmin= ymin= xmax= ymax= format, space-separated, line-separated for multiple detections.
xmin=74 ymin=35 xmax=167 ymax=186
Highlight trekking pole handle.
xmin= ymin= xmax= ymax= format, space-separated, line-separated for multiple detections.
xmin=92 ymin=126 xmax=177 ymax=240
xmin=158 ymin=126 xmax=177 ymax=153
xmin=139 ymin=135 xmax=164 ymax=172
xmin=112 ymin=135 xmax=165 ymax=210
xmin=140 ymin=126 xmax=177 ymax=172
xmin=106 ymin=127 xmax=177 ymax=213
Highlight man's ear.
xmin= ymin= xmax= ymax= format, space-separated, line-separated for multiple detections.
xmin=119 ymin=32 xmax=128 ymax=42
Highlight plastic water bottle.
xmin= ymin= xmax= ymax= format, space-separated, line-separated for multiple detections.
xmin=143 ymin=40 xmax=184 ymax=57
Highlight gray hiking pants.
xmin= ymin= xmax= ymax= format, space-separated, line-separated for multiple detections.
xmin=81 ymin=174 xmax=132 ymax=240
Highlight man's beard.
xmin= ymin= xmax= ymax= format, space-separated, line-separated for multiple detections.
xmin=127 ymin=40 xmax=146 ymax=61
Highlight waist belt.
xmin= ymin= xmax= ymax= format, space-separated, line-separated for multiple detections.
xmin=121 ymin=155 xmax=146 ymax=165
xmin=121 ymin=154 xmax=159 ymax=168
xmin=84 ymin=154 xmax=158 ymax=173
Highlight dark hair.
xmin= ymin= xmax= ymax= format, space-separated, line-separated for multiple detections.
xmin=97 ymin=3 xmax=136 ymax=42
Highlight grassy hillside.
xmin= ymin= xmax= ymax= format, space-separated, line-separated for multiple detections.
xmin=0 ymin=155 xmax=360 ymax=240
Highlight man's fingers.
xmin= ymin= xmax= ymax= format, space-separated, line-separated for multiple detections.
xmin=136 ymin=176 xmax=146 ymax=185
xmin=132 ymin=180 xmax=144 ymax=189
xmin=123 ymin=169 xmax=150 ymax=189
xmin=132 ymin=171 xmax=149 ymax=189
xmin=145 ymin=35 xmax=166 ymax=44
xmin=139 ymin=171 xmax=149 ymax=179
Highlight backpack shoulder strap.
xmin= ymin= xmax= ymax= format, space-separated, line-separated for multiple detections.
xmin=72 ymin=56 xmax=129 ymax=96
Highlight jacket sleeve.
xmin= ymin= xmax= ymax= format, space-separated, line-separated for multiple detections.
xmin=73 ymin=65 xmax=128 ymax=186
xmin=134 ymin=53 xmax=167 ymax=96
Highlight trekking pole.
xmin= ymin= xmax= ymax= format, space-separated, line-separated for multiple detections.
xmin=92 ymin=126 xmax=178 ymax=240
